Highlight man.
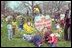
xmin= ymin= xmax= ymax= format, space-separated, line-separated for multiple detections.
xmin=60 ymin=13 xmax=65 ymax=28
xmin=64 ymin=3 xmax=71 ymax=41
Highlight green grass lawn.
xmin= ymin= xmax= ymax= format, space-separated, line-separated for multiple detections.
xmin=1 ymin=20 xmax=71 ymax=47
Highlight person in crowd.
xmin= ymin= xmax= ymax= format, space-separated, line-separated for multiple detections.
xmin=7 ymin=21 xmax=13 ymax=40
xmin=48 ymin=33 xmax=60 ymax=47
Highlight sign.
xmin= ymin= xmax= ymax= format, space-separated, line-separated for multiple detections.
xmin=34 ymin=15 xmax=52 ymax=31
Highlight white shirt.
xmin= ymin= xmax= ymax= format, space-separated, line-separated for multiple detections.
xmin=56 ymin=24 xmax=60 ymax=29
xmin=7 ymin=24 xmax=12 ymax=30
xmin=23 ymin=34 xmax=32 ymax=41
xmin=60 ymin=14 xmax=65 ymax=20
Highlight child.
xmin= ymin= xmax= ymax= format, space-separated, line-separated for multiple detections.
xmin=42 ymin=27 xmax=51 ymax=41
xmin=48 ymin=33 xmax=60 ymax=47
xmin=32 ymin=32 xmax=43 ymax=47
xmin=55 ymin=22 xmax=62 ymax=33
xmin=12 ymin=19 xmax=17 ymax=35
xmin=23 ymin=20 xmax=35 ymax=33
xmin=22 ymin=32 xmax=43 ymax=47
xmin=19 ymin=18 xmax=24 ymax=32
xmin=60 ymin=14 xmax=65 ymax=28
xmin=7 ymin=22 xmax=13 ymax=40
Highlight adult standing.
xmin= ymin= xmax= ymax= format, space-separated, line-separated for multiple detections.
xmin=64 ymin=3 xmax=71 ymax=41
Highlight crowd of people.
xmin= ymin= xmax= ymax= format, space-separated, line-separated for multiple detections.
xmin=1 ymin=13 xmax=63 ymax=47
xmin=1 ymin=3 xmax=71 ymax=47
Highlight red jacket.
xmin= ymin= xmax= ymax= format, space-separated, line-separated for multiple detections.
xmin=48 ymin=35 xmax=58 ymax=44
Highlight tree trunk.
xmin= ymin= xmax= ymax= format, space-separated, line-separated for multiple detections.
xmin=32 ymin=1 xmax=34 ymax=16
xmin=32 ymin=1 xmax=35 ymax=21
xmin=68 ymin=25 xmax=71 ymax=41
xmin=64 ymin=24 xmax=68 ymax=40
xmin=27 ymin=10 xmax=29 ymax=16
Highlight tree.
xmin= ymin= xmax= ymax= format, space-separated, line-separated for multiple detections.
xmin=1 ymin=1 xmax=6 ymax=14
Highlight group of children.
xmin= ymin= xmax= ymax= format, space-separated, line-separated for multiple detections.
xmin=6 ymin=17 xmax=20 ymax=40
xmin=6 ymin=16 xmax=36 ymax=40
xmin=5 ymin=15 xmax=61 ymax=47
xmin=22 ymin=27 xmax=60 ymax=47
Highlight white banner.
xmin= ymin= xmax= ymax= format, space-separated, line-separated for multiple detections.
xmin=34 ymin=15 xmax=52 ymax=31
